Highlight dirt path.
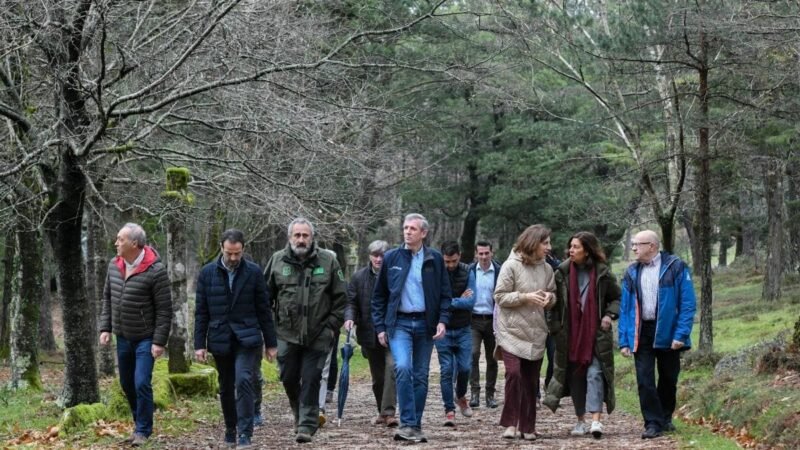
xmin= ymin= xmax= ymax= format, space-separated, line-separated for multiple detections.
xmin=160 ymin=349 xmax=678 ymax=449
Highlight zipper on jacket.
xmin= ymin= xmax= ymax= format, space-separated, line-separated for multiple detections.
xmin=297 ymin=268 xmax=307 ymax=346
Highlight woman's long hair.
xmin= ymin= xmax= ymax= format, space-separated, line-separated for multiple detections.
xmin=513 ymin=224 xmax=550 ymax=265
xmin=567 ymin=231 xmax=607 ymax=264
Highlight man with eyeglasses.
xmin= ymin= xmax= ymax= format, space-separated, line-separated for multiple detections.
xmin=618 ymin=230 xmax=696 ymax=439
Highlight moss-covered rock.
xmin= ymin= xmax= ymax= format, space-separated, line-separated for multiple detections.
xmin=59 ymin=403 xmax=109 ymax=435
xmin=168 ymin=363 xmax=218 ymax=397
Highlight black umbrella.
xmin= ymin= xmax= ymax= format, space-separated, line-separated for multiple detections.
xmin=336 ymin=327 xmax=355 ymax=426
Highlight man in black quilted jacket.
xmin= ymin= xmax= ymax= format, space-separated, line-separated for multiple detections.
xmin=194 ymin=229 xmax=277 ymax=449
xmin=99 ymin=223 xmax=172 ymax=447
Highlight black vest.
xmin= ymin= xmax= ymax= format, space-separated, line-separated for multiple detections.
xmin=448 ymin=262 xmax=471 ymax=329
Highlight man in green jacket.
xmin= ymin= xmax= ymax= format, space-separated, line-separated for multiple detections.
xmin=264 ymin=218 xmax=347 ymax=444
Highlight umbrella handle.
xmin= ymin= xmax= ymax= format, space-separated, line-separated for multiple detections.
xmin=345 ymin=327 xmax=353 ymax=346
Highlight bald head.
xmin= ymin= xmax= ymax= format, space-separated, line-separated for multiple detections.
xmin=632 ymin=230 xmax=660 ymax=263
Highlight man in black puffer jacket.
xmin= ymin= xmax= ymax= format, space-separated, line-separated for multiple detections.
xmin=194 ymin=229 xmax=277 ymax=449
xmin=436 ymin=241 xmax=475 ymax=427
xmin=99 ymin=223 xmax=172 ymax=447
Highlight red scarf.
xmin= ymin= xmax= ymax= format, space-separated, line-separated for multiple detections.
xmin=568 ymin=261 xmax=597 ymax=375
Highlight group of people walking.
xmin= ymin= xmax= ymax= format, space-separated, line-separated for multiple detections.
xmin=97 ymin=215 xmax=696 ymax=448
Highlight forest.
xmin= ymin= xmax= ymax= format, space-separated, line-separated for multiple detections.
xmin=1 ymin=1 xmax=799 ymax=446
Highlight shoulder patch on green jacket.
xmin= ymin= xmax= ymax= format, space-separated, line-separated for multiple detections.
xmin=282 ymin=266 xmax=292 ymax=276
xmin=337 ymin=269 xmax=344 ymax=281
xmin=313 ymin=267 xmax=325 ymax=275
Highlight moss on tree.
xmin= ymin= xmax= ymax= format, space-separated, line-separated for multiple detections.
xmin=59 ymin=403 xmax=109 ymax=435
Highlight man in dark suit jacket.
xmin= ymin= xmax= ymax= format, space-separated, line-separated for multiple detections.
xmin=194 ymin=229 xmax=277 ymax=449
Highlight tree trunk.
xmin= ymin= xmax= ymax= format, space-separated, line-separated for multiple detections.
xmin=762 ymin=159 xmax=784 ymax=301
xmin=86 ymin=211 xmax=115 ymax=376
xmin=680 ymin=210 xmax=700 ymax=274
xmin=786 ymin=162 xmax=800 ymax=274
xmin=167 ymin=219 xmax=190 ymax=373
xmin=460 ymin=206 xmax=479 ymax=263
xmin=0 ymin=233 xmax=14 ymax=359
xmin=695 ymin=29 xmax=713 ymax=353
xmin=718 ymin=234 xmax=729 ymax=268
xmin=11 ymin=221 xmax=43 ymax=390
xmin=49 ymin=152 xmax=99 ymax=406
xmin=38 ymin=283 xmax=56 ymax=353
xmin=658 ymin=214 xmax=677 ymax=254
xmin=38 ymin=241 xmax=57 ymax=353
xmin=165 ymin=168 xmax=192 ymax=373
xmin=794 ymin=314 xmax=800 ymax=350
xmin=738 ymin=185 xmax=759 ymax=262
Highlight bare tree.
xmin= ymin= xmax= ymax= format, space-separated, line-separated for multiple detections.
xmin=0 ymin=0 xmax=465 ymax=406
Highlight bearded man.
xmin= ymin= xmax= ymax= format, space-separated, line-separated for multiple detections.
xmin=264 ymin=218 xmax=347 ymax=444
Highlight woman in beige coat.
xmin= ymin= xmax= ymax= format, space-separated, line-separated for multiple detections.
xmin=493 ymin=224 xmax=556 ymax=440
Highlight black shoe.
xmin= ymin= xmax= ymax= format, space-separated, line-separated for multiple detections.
xmin=486 ymin=395 xmax=498 ymax=408
xmin=238 ymin=434 xmax=254 ymax=449
xmin=663 ymin=422 xmax=676 ymax=432
xmin=642 ymin=427 xmax=662 ymax=439
xmin=469 ymin=392 xmax=480 ymax=408
xmin=223 ymin=428 xmax=236 ymax=447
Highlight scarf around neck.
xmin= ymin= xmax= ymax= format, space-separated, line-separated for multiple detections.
xmin=568 ymin=261 xmax=598 ymax=375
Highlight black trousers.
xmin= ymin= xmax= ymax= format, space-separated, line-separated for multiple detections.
xmin=469 ymin=315 xmax=497 ymax=396
xmin=327 ymin=330 xmax=340 ymax=392
xmin=634 ymin=320 xmax=681 ymax=431
xmin=277 ymin=340 xmax=329 ymax=435
xmin=362 ymin=345 xmax=397 ymax=415
xmin=214 ymin=344 xmax=261 ymax=438
xmin=544 ymin=334 xmax=555 ymax=389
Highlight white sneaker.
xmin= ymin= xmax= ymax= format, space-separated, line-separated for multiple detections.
xmin=590 ymin=421 xmax=603 ymax=438
xmin=570 ymin=421 xmax=588 ymax=436
xmin=502 ymin=426 xmax=518 ymax=439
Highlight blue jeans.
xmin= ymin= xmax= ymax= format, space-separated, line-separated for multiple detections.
xmin=389 ymin=316 xmax=434 ymax=429
xmin=214 ymin=345 xmax=261 ymax=438
xmin=435 ymin=326 xmax=472 ymax=412
xmin=116 ymin=336 xmax=155 ymax=437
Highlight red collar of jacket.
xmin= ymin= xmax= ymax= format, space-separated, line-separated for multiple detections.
xmin=114 ymin=246 xmax=158 ymax=279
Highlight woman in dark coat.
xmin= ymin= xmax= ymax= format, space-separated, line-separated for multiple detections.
xmin=543 ymin=231 xmax=621 ymax=439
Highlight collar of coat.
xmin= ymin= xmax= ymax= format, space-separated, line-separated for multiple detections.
xmin=114 ymin=245 xmax=159 ymax=278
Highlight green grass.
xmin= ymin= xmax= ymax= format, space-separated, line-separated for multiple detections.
xmin=0 ymin=385 xmax=60 ymax=439
xmin=702 ymin=303 xmax=800 ymax=353
xmin=676 ymin=264 xmax=800 ymax=449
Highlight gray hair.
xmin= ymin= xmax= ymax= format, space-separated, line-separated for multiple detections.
xmin=367 ymin=240 xmax=390 ymax=255
xmin=123 ymin=223 xmax=147 ymax=248
xmin=287 ymin=217 xmax=315 ymax=238
xmin=403 ymin=213 xmax=429 ymax=231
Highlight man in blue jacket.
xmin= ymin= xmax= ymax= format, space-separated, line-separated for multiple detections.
xmin=372 ymin=213 xmax=451 ymax=443
xmin=194 ymin=229 xmax=277 ymax=449
xmin=618 ymin=230 xmax=696 ymax=439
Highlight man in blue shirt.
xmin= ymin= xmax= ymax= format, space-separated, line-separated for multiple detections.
xmin=372 ymin=213 xmax=451 ymax=443
xmin=468 ymin=241 xmax=501 ymax=409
